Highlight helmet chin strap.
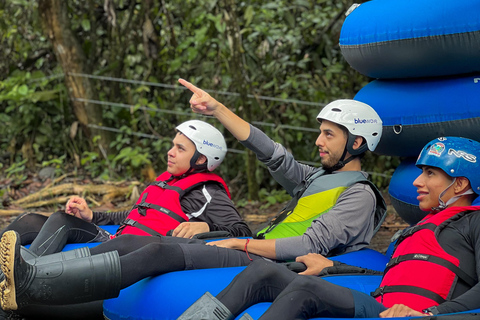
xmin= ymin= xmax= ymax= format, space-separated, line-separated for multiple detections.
xmin=431 ymin=178 xmax=475 ymax=211
xmin=325 ymin=148 xmax=354 ymax=173
xmin=325 ymin=133 xmax=362 ymax=173
xmin=182 ymin=150 xmax=207 ymax=177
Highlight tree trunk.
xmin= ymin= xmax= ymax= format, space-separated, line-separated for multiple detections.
xmin=37 ymin=0 xmax=111 ymax=153
xmin=223 ymin=0 xmax=259 ymax=200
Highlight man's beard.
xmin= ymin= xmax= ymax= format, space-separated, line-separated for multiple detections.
xmin=320 ymin=151 xmax=342 ymax=170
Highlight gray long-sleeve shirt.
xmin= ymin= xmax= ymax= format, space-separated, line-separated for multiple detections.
xmin=241 ymin=125 xmax=377 ymax=260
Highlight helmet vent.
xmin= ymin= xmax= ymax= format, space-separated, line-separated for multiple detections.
xmin=331 ymin=108 xmax=342 ymax=112
xmin=189 ymin=125 xmax=197 ymax=131
xmin=372 ymin=132 xmax=378 ymax=136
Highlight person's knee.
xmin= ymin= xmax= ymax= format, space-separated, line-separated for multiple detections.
xmin=118 ymin=234 xmax=143 ymax=243
xmin=14 ymin=212 xmax=33 ymax=221
xmin=13 ymin=212 xmax=47 ymax=224
xmin=48 ymin=211 xmax=73 ymax=224
xmin=245 ymin=260 xmax=285 ymax=281
xmin=288 ymin=276 xmax=326 ymax=294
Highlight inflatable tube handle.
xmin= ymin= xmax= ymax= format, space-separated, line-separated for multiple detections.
xmin=192 ymin=230 xmax=232 ymax=239
xmin=281 ymin=262 xmax=307 ymax=273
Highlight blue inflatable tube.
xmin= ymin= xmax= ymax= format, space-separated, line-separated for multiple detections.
xmin=354 ymin=75 xmax=480 ymax=157
xmin=103 ymin=248 xmax=389 ymax=320
xmin=104 ymin=274 xmax=384 ymax=320
xmin=388 ymin=159 xmax=427 ymax=226
xmin=104 ymin=268 xmax=480 ymax=320
xmin=340 ymin=0 xmax=480 ymax=79
xmin=21 ymin=225 xmax=480 ymax=319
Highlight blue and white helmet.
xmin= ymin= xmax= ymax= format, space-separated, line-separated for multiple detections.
xmin=176 ymin=120 xmax=227 ymax=171
xmin=416 ymin=137 xmax=480 ymax=195
xmin=317 ymin=99 xmax=382 ymax=155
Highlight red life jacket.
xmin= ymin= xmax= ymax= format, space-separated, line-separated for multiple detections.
xmin=372 ymin=206 xmax=480 ymax=311
xmin=115 ymin=171 xmax=231 ymax=237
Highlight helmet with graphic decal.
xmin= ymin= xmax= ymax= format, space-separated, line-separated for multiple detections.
xmin=176 ymin=120 xmax=227 ymax=172
xmin=416 ymin=137 xmax=480 ymax=210
xmin=316 ymin=99 xmax=382 ymax=171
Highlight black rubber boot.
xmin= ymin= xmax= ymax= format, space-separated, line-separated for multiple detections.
xmin=0 ymin=231 xmax=121 ymax=311
xmin=27 ymin=246 xmax=91 ymax=266
xmin=177 ymin=292 xmax=234 ymax=320
xmin=19 ymin=246 xmax=38 ymax=262
xmin=238 ymin=313 xmax=254 ymax=320
xmin=0 ymin=245 xmax=90 ymax=295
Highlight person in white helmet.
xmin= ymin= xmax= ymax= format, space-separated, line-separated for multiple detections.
xmin=0 ymin=81 xmax=386 ymax=314
xmin=0 ymin=120 xmax=251 ymax=258
xmin=178 ymin=79 xmax=386 ymax=260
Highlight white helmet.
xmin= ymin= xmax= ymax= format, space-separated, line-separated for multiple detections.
xmin=317 ymin=99 xmax=382 ymax=155
xmin=176 ymin=120 xmax=227 ymax=171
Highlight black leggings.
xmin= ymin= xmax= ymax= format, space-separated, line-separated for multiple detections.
xmin=87 ymin=235 xmax=193 ymax=288
xmin=1 ymin=212 xmax=104 ymax=256
xmin=3 ymin=214 xmax=188 ymax=288
xmin=3 ymin=214 xmax=260 ymax=294
xmin=88 ymin=234 xmax=261 ymax=289
xmin=217 ymin=260 xmax=355 ymax=320
xmin=1 ymin=212 xmax=48 ymax=245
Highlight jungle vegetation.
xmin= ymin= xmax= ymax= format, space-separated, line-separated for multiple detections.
xmin=0 ymin=0 xmax=398 ymax=205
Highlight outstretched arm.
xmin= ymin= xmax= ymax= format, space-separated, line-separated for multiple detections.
xmin=178 ymin=78 xmax=250 ymax=141
xmin=206 ymin=238 xmax=277 ymax=259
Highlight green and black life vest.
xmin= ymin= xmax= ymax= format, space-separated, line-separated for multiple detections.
xmin=256 ymin=169 xmax=386 ymax=239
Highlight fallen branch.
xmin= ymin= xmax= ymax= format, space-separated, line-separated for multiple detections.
xmin=86 ymin=196 xmax=101 ymax=207
xmin=102 ymin=186 xmax=134 ymax=202
xmin=43 ymin=173 xmax=73 ymax=189
xmin=0 ymin=209 xmax=27 ymax=216
xmin=243 ymin=214 xmax=269 ymax=223
xmin=0 ymin=210 xmax=51 ymax=216
xmin=13 ymin=183 xmax=134 ymax=206
xmin=20 ymin=196 xmax=71 ymax=209
xmin=381 ymin=223 xmax=409 ymax=229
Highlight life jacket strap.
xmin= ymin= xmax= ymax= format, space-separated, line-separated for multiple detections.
xmin=393 ymin=224 xmax=436 ymax=252
xmin=255 ymin=178 xmax=310 ymax=239
xmin=116 ymin=219 xmax=165 ymax=237
xmin=371 ymin=285 xmax=445 ymax=305
xmin=384 ymin=254 xmax=476 ymax=287
xmin=131 ymin=193 xmax=187 ymax=223
xmin=149 ymin=180 xmax=184 ymax=196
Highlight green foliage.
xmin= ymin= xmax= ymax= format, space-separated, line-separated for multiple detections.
xmin=362 ymin=153 xmax=401 ymax=191
xmin=4 ymin=159 xmax=28 ymax=183
xmin=111 ymin=147 xmax=151 ymax=171
xmin=258 ymin=188 xmax=291 ymax=209
xmin=0 ymin=0 xmax=397 ymax=198
xmin=0 ymin=69 xmax=68 ymax=167
xmin=81 ymin=150 xmax=110 ymax=181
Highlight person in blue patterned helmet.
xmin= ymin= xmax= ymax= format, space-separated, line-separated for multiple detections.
xmin=175 ymin=136 xmax=480 ymax=319
xmin=414 ymin=136 xmax=480 ymax=212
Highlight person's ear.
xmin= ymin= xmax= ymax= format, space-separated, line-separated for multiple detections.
xmin=196 ymin=155 xmax=207 ymax=165
xmin=352 ymin=136 xmax=364 ymax=150
xmin=454 ymin=177 xmax=471 ymax=194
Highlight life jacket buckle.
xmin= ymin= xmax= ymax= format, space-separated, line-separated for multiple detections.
xmin=153 ymin=180 xmax=168 ymax=188
xmin=138 ymin=206 xmax=148 ymax=216
xmin=386 ymin=256 xmax=399 ymax=268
